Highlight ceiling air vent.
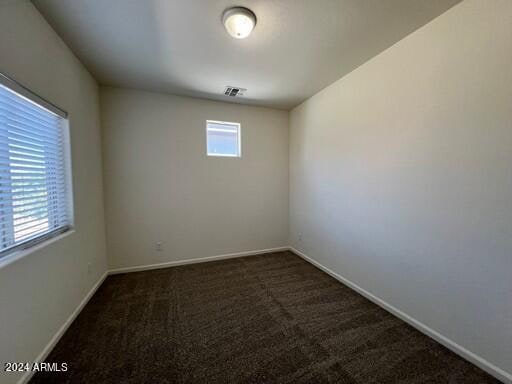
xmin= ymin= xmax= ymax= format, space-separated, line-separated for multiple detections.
xmin=224 ymin=86 xmax=246 ymax=97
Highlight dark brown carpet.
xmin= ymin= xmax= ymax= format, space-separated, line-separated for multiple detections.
xmin=31 ymin=251 xmax=501 ymax=383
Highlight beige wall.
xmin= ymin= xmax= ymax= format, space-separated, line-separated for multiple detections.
xmin=0 ymin=1 xmax=107 ymax=384
xmin=2 ymin=0 xmax=510 ymax=383
xmin=101 ymin=87 xmax=288 ymax=270
xmin=289 ymin=0 xmax=512 ymax=380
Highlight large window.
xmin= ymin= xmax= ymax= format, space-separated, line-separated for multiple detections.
xmin=0 ymin=74 xmax=72 ymax=258
xmin=206 ymin=120 xmax=241 ymax=157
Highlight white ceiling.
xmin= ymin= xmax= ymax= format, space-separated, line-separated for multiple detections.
xmin=33 ymin=0 xmax=461 ymax=110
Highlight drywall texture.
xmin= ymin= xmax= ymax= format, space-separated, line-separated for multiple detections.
xmin=0 ymin=2 xmax=107 ymax=384
xmin=101 ymin=88 xmax=289 ymax=269
xmin=289 ymin=0 xmax=512 ymax=380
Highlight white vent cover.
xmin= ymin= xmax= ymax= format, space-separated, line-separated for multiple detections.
xmin=224 ymin=86 xmax=246 ymax=97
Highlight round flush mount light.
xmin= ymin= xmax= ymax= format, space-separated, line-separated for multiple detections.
xmin=222 ymin=7 xmax=256 ymax=39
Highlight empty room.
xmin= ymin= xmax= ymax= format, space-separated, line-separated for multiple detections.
xmin=0 ymin=0 xmax=511 ymax=383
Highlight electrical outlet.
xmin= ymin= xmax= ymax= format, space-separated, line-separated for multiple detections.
xmin=298 ymin=233 xmax=302 ymax=242
xmin=155 ymin=241 xmax=163 ymax=252
xmin=87 ymin=262 xmax=92 ymax=275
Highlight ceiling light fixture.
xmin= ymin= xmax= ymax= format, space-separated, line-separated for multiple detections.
xmin=222 ymin=7 xmax=256 ymax=39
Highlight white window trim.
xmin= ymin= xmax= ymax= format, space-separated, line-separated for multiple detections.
xmin=206 ymin=120 xmax=241 ymax=158
xmin=0 ymin=72 xmax=74 ymax=263
xmin=0 ymin=73 xmax=66 ymax=118
xmin=0 ymin=229 xmax=75 ymax=270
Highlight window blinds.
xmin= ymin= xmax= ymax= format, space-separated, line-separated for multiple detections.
xmin=0 ymin=79 xmax=71 ymax=256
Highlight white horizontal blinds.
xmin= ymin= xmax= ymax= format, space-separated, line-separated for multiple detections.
xmin=0 ymin=83 xmax=69 ymax=254
xmin=207 ymin=121 xmax=240 ymax=156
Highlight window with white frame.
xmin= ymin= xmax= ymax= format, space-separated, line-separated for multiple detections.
xmin=0 ymin=74 xmax=73 ymax=258
xmin=206 ymin=120 xmax=241 ymax=157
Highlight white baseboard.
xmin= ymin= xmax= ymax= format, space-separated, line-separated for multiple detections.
xmin=17 ymin=246 xmax=510 ymax=384
xmin=108 ymin=246 xmax=290 ymax=275
xmin=17 ymin=271 xmax=108 ymax=384
xmin=289 ymin=246 xmax=511 ymax=384
xmin=18 ymin=246 xmax=288 ymax=383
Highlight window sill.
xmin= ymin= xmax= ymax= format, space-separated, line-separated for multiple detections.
xmin=0 ymin=229 xmax=75 ymax=270
xmin=207 ymin=153 xmax=241 ymax=158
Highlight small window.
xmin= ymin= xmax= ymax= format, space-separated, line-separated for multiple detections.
xmin=0 ymin=74 xmax=73 ymax=258
xmin=206 ymin=120 xmax=241 ymax=157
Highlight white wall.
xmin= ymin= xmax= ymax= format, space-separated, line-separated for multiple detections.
xmin=289 ymin=0 xmax=512 ymax=380
xmin=0 ymin=2 xmax=107 ymax=384
xmin=101 ymin=87 xmax=288 ymax=270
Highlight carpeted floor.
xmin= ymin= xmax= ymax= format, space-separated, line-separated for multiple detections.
xmin=31 ymin=251 xmax=501 ymax=383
